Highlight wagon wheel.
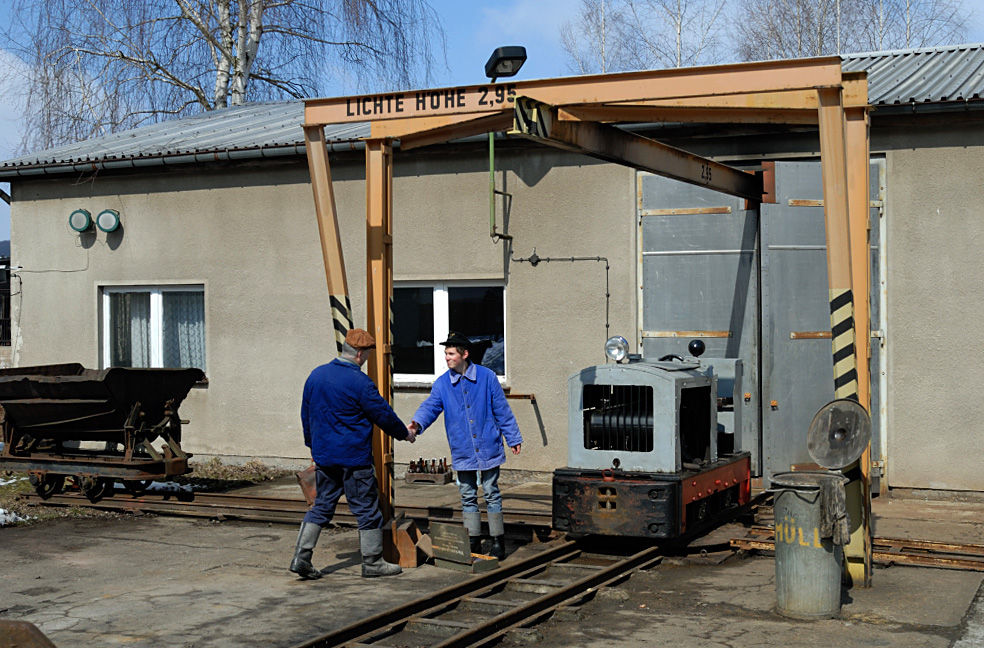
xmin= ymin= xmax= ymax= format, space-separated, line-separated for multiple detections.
xmin=30 ymin=473 xmax=66 ymax=499
xmin=78 ymin=476 xmax=113 ymax=502
xmin=122 ymin=479 xmax=153 ymax=495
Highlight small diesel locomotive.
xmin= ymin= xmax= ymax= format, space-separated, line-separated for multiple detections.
xmin=552 ymin=337 xmax=751 ymax=539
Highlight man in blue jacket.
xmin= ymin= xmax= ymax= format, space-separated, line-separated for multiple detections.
xmin=409 ymin=332 xmax=522 ymax=559
xmin=289 ymin=328 xmax=416 ymax=580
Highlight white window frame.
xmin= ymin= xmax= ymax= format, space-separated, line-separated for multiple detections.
xmin=393 ymin=280 xmax=506 ymax=385
xmin=101 ymin=285 xmax=205 ymax=370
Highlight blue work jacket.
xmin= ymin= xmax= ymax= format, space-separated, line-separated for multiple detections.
xmin=412 ymin=363 xmax=523 ymax=471
xmin=302 ymin=358 xmax=408 ymax=467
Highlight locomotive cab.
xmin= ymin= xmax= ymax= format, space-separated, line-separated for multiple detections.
xmin=552 ymin=338 xmax=751 ymax=539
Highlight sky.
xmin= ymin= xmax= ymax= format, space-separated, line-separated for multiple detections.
xmin=0 ymin=0 xmax=981 ymax=243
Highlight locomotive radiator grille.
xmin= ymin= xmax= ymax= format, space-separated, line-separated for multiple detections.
xmin=582 ymin=384 xmax=654 ymax=452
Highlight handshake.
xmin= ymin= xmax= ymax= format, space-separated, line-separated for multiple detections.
xmin=404 ymin=421 xmax=421 ymax=443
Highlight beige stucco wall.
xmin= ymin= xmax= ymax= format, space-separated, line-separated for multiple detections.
xmin=9 ymin=145 xmax=636 ymax=475
xmin=881 ymin=124 xmax=984 ymax=491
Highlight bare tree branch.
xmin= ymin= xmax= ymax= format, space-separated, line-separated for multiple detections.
xmin=1 ymin=0 xmax=447 ymax=152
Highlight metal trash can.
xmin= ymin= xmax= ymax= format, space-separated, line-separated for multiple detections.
xmin=771 ymin=471 xmax=848 ymax=619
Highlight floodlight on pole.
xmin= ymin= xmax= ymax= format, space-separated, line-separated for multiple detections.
xmin=486 ymin=46 xmax=526 ymax=242
xmin=485 ymin=46 xmax=527 ymax=83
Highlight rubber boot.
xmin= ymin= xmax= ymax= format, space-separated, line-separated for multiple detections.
xmin=488 ymin=511 xmax=506 ymax=559
xmin=289 ymin=521 xmax=322 ymax=580
xmin=463 ymin=510 xmax=483 ymax=555
xmin=360 ymin=528 xmax=402 ymax=578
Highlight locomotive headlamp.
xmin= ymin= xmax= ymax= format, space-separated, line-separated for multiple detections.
xmin=604 ymin=336 xmax=630 ymax=363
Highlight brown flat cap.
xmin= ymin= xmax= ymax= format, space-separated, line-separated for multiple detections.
xmin=345 ymin=328 xmax=376 ymax=349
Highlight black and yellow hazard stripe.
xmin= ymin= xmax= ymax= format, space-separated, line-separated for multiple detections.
xmin=329 ymin=294 xmax=354 ymax=355
xmin=388 ymin=296 xmax=395 ymax=400
xmin=513 ymin=96 xmax=549 ymax=137
xmin=829 ymin=288 xmax=859 ymax=401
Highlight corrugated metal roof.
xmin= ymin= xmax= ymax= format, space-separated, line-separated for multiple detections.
xmin=0 ymin=100 xmax=369 ymax=177
xmin=3 ymin=43 xmax=983 ymax=177
xmin=842 ymin=43 xmax=984 ymax=105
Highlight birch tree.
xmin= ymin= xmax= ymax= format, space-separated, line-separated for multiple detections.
xmin=561 ymin=0 xmax=728 ymax=73
xmin=623 ymin=0 xmax=728 ymax=68
xmin=1 ymin=0 xmax=446 ymax=151
xmin=735 ymin=0 xmax=969 ymax=61
xmin=560 ymin=0 xmax=634 ymax=74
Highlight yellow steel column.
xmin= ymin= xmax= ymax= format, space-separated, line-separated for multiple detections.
xmin=303 ymin=125 xmax=353 ymax=353
xmin=365 ymin=138 xmax=395 ymax=526
xmin=846 ymin=98 xmax=873 ymax=587
xmin=817 ymin=85 xmax=870 ymax=587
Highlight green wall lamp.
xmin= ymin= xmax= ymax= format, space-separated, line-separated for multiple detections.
xmin=69 ymin=209 xmax=92 ymax=232
xmin=96 ymin=209 xmax=120 ymax=232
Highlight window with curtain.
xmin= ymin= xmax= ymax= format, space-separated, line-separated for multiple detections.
xmin=103 ymin=286 xmax=206 ymax=372
xmin=392 ymin=282 xmax=505 ymax=382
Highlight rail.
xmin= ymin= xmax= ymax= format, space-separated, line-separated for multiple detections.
xmin=18 ymin=490 xmax=554 ymax=531
xmin=290 ymin=537 xmax=663 ymax=648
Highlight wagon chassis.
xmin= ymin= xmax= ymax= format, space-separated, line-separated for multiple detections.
xmin=2 ymin=399 xmax=191 ymax=500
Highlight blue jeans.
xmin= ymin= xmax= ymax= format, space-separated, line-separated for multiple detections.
xmin=456 ymin=467 xmax=502 ymax=513
xmin=303 ymin=464 xmax=383 ymax=530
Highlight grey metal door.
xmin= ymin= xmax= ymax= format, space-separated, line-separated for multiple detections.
xmin=637 ymin=173 xmax=761 ymax=473
xmin=761 ymin=160 xmax=882 ymax=485
xmin=638 ymin=160 xmax=883 ymax=483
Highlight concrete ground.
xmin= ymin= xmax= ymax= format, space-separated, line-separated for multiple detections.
xmin=2 ymin=477 xmax=984 ymax=648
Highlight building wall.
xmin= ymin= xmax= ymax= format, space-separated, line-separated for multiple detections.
xmin=8 ymin=145 xmax=636 ymax=475
xmin=880 ymin=121 xmax=984 ymax=491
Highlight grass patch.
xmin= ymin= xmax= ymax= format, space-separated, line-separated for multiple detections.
xmin=0 ymin=472 xmax=121 ymax=524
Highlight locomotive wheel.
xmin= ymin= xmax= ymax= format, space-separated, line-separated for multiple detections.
xmin=78 ymin=476 xmax=113 ymax=502
xmin=122 ymin=479 xmax=153 ymax=495
xmin=30 ymin=473 xmax=66 ymax=499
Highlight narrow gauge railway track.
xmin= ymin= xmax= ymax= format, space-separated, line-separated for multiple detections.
xmin=292 ymin=537 xmax=663 ymax=648
xmin=732 ymin=525 xmax=984 ymax=571
xmin=18 ymin=490 xmax=553 ymax=530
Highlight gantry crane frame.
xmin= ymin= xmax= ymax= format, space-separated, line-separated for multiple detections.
xmin=301 ymin=56 xmax=873 ymax=584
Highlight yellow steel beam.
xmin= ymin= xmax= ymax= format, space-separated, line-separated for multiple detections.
xmin=303 ymin=125 xmax=353 ymax=352
xmin=305 ymin=57 xmax=844 ymax=126
xmin=510 ymin=97 xmax=761 ymax=201
xmin=847 ymin=95 xmax=873 ymax=589
xmin=398 ymin=112 xmax=513 ymax=151
xmin=365 ymin=138 xmax=396 ymax=533
xmin=370 ymin=112 xmax=493 ymax=138
xmin=559 ymin=105 xmax=819 ymax=125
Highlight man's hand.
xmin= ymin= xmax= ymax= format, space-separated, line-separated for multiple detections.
xmin=405 ymin=425 xmax=417 ymax=443
xmin=510 ymin=443 xmax=522 ymax=455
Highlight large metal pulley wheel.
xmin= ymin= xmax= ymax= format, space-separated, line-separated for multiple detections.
xmin=77 ymin=475 xmax=113 ymax=502
xmin=29 ymin=473 xmax=65 ymax=499
xmin=807 ymin=398 xmax=871 ymax=469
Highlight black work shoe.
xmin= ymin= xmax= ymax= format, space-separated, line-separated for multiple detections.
xmin=289 ymin=557 xmax=323 ymax=580
xmin=489 ymin=536 xmax=506 ymax=560
xmin=470 ymin=536 xmax=483 ymax=555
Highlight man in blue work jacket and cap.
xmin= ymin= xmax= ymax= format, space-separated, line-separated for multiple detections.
xmin=409 ymin=331 xmax=522 ymax=559
xmin=289 ymin=328 xmax=417 ymax=580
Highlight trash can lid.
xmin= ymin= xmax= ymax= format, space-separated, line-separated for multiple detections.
xmin=770 ymin=471 xmax=849 ymax=491
xmin=807 ymin=398 xmax=871 ymax=469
